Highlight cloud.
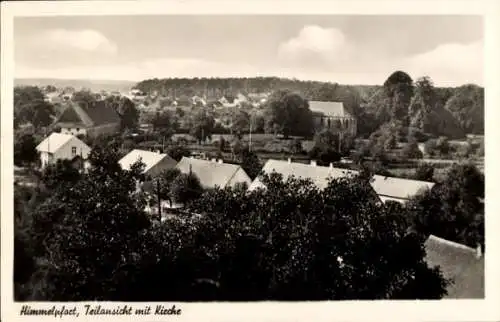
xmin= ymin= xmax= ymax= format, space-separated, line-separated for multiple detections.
xmin=403 ymin=40 xmax=483 ymax=86
xmin=277 ymin=25 xmax=352 ymax=69
xmin=35 ymin=29 xmax=118 ymax=55
xmin=16 ymin=41 xmax=483 ymax=87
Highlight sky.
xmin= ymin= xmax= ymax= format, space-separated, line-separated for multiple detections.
xmin=14 ymin=15 xmax=483 ymax=86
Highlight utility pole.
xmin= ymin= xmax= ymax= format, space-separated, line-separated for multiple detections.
xmin=249 ymin=114 xmax=252 ymax=152
xmin=156 ymin=178 xmax=162 ymax=222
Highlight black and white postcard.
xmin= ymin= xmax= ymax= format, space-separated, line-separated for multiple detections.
xmin=1 ymin=0 xmax=499 ymax=321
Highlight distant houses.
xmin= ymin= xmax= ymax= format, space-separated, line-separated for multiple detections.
xmin=36 ymin=133 xmax=91 ymax=168
xmin=119 ymin=149 xmax=177 ymax=178
xmin=176 ymin=157 xmax=252 ymax=189
xmin=424 ymin=235 xmax=484 ymax=299
xmin=55 ymin=101 xmax=121 ymax=137
xmin=369 ymin=175 xmax=435 ymax=203
xmin=309 ymin=101 xmax=357 ymax=136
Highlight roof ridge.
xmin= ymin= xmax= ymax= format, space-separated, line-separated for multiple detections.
xmin=427 ymin=235 xmax=477 ymax=253
xmin=72 ymin=102 xmax=95 ymax=127
xmin=374 ymin=174 xmax=435 ymax=185
xmin=224 ymin=165 xmax=242 ymax=188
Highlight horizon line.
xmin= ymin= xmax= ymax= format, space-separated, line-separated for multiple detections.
xmin=14 ymin=76 xmax=482 ymax=89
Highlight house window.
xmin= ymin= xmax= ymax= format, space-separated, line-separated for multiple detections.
xmin=71 ymin=146 xmax=77 ymax=156
xmin=76 ymin=128 xmax=80 ymax=131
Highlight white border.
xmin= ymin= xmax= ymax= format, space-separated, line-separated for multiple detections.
xmin=2 ymin=1 xmax=500 ymax=321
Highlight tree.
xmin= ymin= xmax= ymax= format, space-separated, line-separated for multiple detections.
xmin=232 ymin=110 xmax=250 ymax=134
xmin=72 ymin=90 xmax=97 ymax=106
xmin=23 ymin=146 xmax=151 ymax=301
xmin=383 ymin=71 xmax=414 ymax=126
xmin=407 ymin=163 xmax=484 ymax=248
xmin=40 ymin=159 xmax=82 ymax=191
xmin=14 ymin=133 xmax=39 ymax=166
xmin=250 ymin=114 xmax=265 ymax=133
xmin=414 ymin=163 xmax=435 ymax=182
xmin=444 ymin=84 xmax=484 ymax=134
xmin=107 ymin=97 xmax=139 ymax=130
xmin=239 ymin=150 xmax=262 ymax=180
xmin=308 ymin=129 xmax=342 ymax=165
xmin=190 ymin=109 xmax=215 ymax=144
xmin=288 ymin=138 xmax=303 ymax=154
xmin=167 ymin=144 xmax=191 ymax=162
xmin=423 ymin=136 xmax=452 ymax=158
xmin=263 ymin=90 xmax=313 ymax=138
xmin=182 ymin=173 xmax=448 ymax=300
xmin=157 ymin=168 xmax=182 ymax=204
xmin=408 ymin=77 xmax=437 ymax=134
xmin=401 ymin=137 xmax=423 ymax=160
xmin=217 ymin=137 xmax=229 ymax=153
xmin=170 ymin=172 xmax=204 ymax=205
xmin=14 ymin=86 xmax=55 ymax=128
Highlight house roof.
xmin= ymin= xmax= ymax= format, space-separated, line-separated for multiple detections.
xmin=309 ymin=101 xmax=351 ymax=118
xmin=424 ymin=235 xmax=484 ymax=299
xmin=36 ymin=133 xmax=82 ymax=153
xmin=248 ymin=159 xmax=359 ymax=191
xmin=119 ymin=149 xmax=175 ymax=173
xmin=176 ymin=157 xmax=248 ymax=188
xmin=56 ymin=101 xmax=120 ymax=127
xmin=370 ymin=175 xmax=435 ymax=201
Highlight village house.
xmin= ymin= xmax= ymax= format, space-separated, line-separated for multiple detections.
xmin=424 ymin=235 xmax=484 ymax=299
xmin=36 ymin=132 xmax=91 ymax=169
xmin=309 ymin=101 xmax=357 ymax=136
xmin=119 ymin=149 xmax=177 ymax=178
xmin=55 ymin=100 xmax=121 ymax=137
xmin=191 ymin=95 xmax=207 ymax=107
xmin=248 ymin=159 xmax=359 ymax=191
xmin=176 ymin=157 xmax=252 ymax=189
xmin=219 ymin=95 xmax=240 ymax=108
xmin=369 ymin=175 xmax=435 ymax=203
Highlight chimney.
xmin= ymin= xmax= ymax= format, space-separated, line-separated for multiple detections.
xmin=310 ymin=160 xmax=317 ymax=166
xmin=287 ymin=158 xmax=292 ymax=164
xmin=218 ymin=159 xmax=223 ymax=164
xmin=476 ymin=243 xmax=482 ymax=259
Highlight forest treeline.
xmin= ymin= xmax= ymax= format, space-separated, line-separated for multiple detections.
xmin=134 ymin=74 xmax=484 ymax=139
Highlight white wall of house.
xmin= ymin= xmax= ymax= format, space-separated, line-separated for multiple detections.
xmin=87 ymin=123 xmax=120 ymax=137
xmin=227 ymin=168 xmax=252 ymax=188
xmin=379 ymin=195 xmax=406 ymax=204
xmin=40 ymin=137 xmax=91 ymax=168
xmin=40 ymin=151 xmax=54 ymax=168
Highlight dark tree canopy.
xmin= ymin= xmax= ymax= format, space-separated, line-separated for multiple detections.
xmin=383 ymin=71 xmax=414 ymax=126
xmin=189 ymin=109 xmax=215 ymax=143
xmin=264 ymin=90 xmax=314 ymax=138
xmin=14 ymin=133 xmax=39 ymax=166
xmin=407 ymin=163 xmax=484 ymax=249
xmin=444 ymin=84 xmax=484 ymax=134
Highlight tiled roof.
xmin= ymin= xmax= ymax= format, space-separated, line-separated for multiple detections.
xmin=119 ymin=149 xmax=175 ymax=173
xmin=309 ymin=101 xmax=351 ymax=118
xmin=424 ymin=235 xmax=484 ymax=299
xmin=370 ymin=175 xmax=435 ymax=201
xmin=176 ymin=157 xmax=247 ymax=189
xmin=248 ymin=159 xmax=359 ymax=191
xmin=56 ymin=101 xmax=120 ymax=127
xmin=36 ymin=133 xmax=80 ymax=153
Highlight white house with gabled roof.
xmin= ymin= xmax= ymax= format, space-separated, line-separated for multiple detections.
xmin=119 ymin=149 xmax=177 ymax=178
xmin=36 ymin=132 xmax=91 ymax=168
